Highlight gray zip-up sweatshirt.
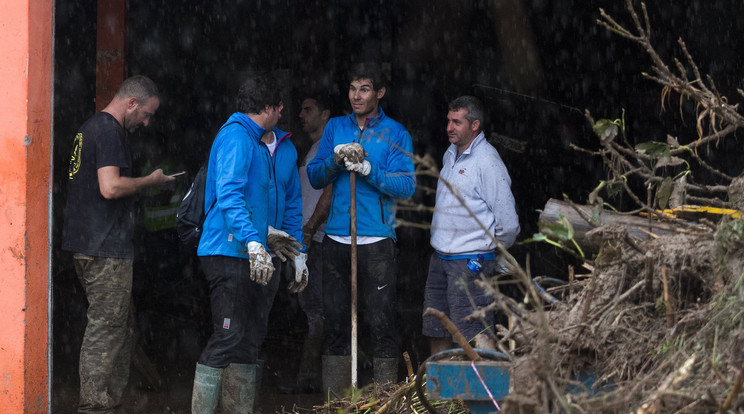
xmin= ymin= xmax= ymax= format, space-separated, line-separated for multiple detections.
xmin=430 ymin=132 xmax=520 ymax=255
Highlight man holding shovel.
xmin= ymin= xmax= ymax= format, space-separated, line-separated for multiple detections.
xmin=307 ymin=62 xmax=415 ymax=395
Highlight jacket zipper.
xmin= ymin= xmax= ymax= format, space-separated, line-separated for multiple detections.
xmin=266 ymin=131 xmax=291 ymax=228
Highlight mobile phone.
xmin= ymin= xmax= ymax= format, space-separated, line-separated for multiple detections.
xmin=168 ymin=171 xmax=186 ymax=177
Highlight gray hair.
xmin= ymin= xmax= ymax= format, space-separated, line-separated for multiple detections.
xmin=448 ymin=95 xmax=485 ymax=127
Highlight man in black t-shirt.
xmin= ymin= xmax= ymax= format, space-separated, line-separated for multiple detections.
xmin=62 ymin=75 xmax=174 ymax=414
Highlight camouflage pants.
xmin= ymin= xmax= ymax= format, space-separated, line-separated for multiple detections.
xmin=73 ymin=253 xmax=134 ymax=414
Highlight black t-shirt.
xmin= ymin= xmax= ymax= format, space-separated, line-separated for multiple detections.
xmin=62 ymin=112 xmax=135 ymax=258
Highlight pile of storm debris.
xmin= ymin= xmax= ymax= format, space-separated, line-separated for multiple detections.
xmin=293 ymin=2 xmax=744 ymax=413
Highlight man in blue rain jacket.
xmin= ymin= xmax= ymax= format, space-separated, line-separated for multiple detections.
xmin=191 ymin=74 xmax=283 ymax=414
xmin=307 ymin=62 xmax=415 ymax=394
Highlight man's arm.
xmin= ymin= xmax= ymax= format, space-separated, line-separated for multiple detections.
xmin=98 ymin=166 xmax=174 ymax=199
xmin=307 ymin=120 xmax=344 ymax=189
xmin=302 ymin=184 xmax=332 ymax=244
xmin=481 ymin=156 xmax=520 ymax=248
xmin=280 ymin=158 xmax=306 ymax=251
xmin=360 ymin=129 xmax=416 ymax=199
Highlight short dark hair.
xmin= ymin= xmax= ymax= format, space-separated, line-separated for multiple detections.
xmin=115 ymin=75 xmax=159 ymax=102
xmin=349 ymin=62 xmax=387 ymax=91
xmin=448 ymin=95 xmax=485 ymax=127
xmin=237 ymin=74 xmax=283 ymax=114
xmin=301 ymin=92 xmax=333 ymax=114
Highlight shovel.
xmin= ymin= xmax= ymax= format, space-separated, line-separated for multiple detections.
xmin=350 ymin=171 xmax=359 ymax=388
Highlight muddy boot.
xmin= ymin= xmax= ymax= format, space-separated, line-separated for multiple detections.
xmin=191 ymin=363 xmax=223 ymax=414
xmin=373 ymin=357 xmax=398 ymax=385
xmin=321 ymin=355 xmax=351 ymax=398
xmin=221 ymin=363 xmax=257 ymax=413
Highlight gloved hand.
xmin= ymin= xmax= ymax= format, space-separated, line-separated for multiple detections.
xmin=344 ymin=159 xmax=371 ymax=176
xmin=247 ymin=241 xmax=275 ymax=285
xmin=266 ymin=226 xmax=303 ymax=262
xmin=288 ymin=253 xmax=309 ymax=293
xmin=333 ymin=143 xmax=366 ymax=165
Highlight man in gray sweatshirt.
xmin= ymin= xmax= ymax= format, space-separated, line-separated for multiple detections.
xmin=422 ymin=95 xmax=520 ymax=355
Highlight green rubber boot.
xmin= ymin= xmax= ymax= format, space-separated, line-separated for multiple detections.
xmin=373 ymin=357 xmax=398 ymax=385
xmin=191 ymin=363 xmax=223 ymax=414
xmin=221 ymin=363 xmax=257 ymax=413
xmin=321 ymin=355 xmax=351 ymax=399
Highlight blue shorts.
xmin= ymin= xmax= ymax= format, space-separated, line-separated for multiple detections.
xmin=422 ymin=253 xmax=498 ymax=342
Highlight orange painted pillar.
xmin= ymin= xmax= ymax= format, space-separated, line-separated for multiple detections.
xmin=96 ymin=0 xmax=127 ymax=111
xmin=0 ymin=0 xmax=53 ymax=412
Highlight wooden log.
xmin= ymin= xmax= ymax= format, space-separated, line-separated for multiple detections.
xmin=537 ymin=198 xmax=685 ymax=252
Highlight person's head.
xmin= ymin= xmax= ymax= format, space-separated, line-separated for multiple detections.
xmin=116 ymin=75 xmax=160 ymax=132
xmin=237 ymin=74 xmax=284 ymax=129
xmin=299 ymin=93 xmax=331 ymax=138
xmin=348 ymin=62 xmax=386 ymax=120
xmin=446 ymin=95 xmax=485 ymax=152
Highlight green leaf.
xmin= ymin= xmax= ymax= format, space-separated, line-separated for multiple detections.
xmin=544 ymin=215 xmax=574 ymax=241
xmin=593 ymin=119 xmax=619 ymax=142
xmin=656 ymin=176 xmax=673 ymax=209
xmin=635 ymin=141 xmax=671 ymax=159
xmin=590 ymin=202 xmax=603 ymax=226
xmin=530 ymin=233 xmax=548 ymax=242
xmin=588 ymin=181 xmax=606 ymax=205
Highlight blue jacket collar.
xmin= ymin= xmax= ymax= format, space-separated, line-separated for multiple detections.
xmin=273 ymin=126 xmax=292 ymax=144
xmin=346 ymin=106 xmax=386 ymax=129
xmin=227 ymin=112 xmax=265 ymax=141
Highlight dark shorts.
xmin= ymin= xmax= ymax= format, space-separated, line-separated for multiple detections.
xmin=422 ymin=254 xmax=498 ymax=342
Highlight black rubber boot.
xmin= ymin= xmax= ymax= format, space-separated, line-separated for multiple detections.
xmin=373 ymin=357 xmax=398 ymax=385
xmin=321 ymin=355 xmax=351 ymax=399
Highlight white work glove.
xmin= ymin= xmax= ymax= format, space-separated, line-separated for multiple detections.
xmin=333 ymin=143 xmax=366 ymax=164
xmin=344 ymin=159 xmax=371 ymax=176
xmin=247 ymin=241 xmax=275 ymax=285
xmin=288 ymin=253 xmax=309 ymax=293
xmin=266 ymin=226 xmax=302 ymax=262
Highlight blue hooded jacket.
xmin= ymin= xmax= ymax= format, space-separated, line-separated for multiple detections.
xmin=267 ymin=127 xmax=305 ymax=251
xmin=306 ymin=107 xmax=415 ymax=241
xmin=197 ymin=113 xmax=271 ymax=258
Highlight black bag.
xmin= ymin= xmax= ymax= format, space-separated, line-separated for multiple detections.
xmin=176 ymin=164 xmax=216 ymax=250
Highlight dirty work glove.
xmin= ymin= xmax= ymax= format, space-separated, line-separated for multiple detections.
xmin=247 ymin=241 xmax=275 ymax=285
xmin=266 ymin=226 xmax=303 ymax=262
xmin=334 ymin=143 xmax=366 ymax=165
xmin=288 ymin=253 xmax=309 ymax=293
xmin=344 ymin=159 xmax=371 ymax=176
